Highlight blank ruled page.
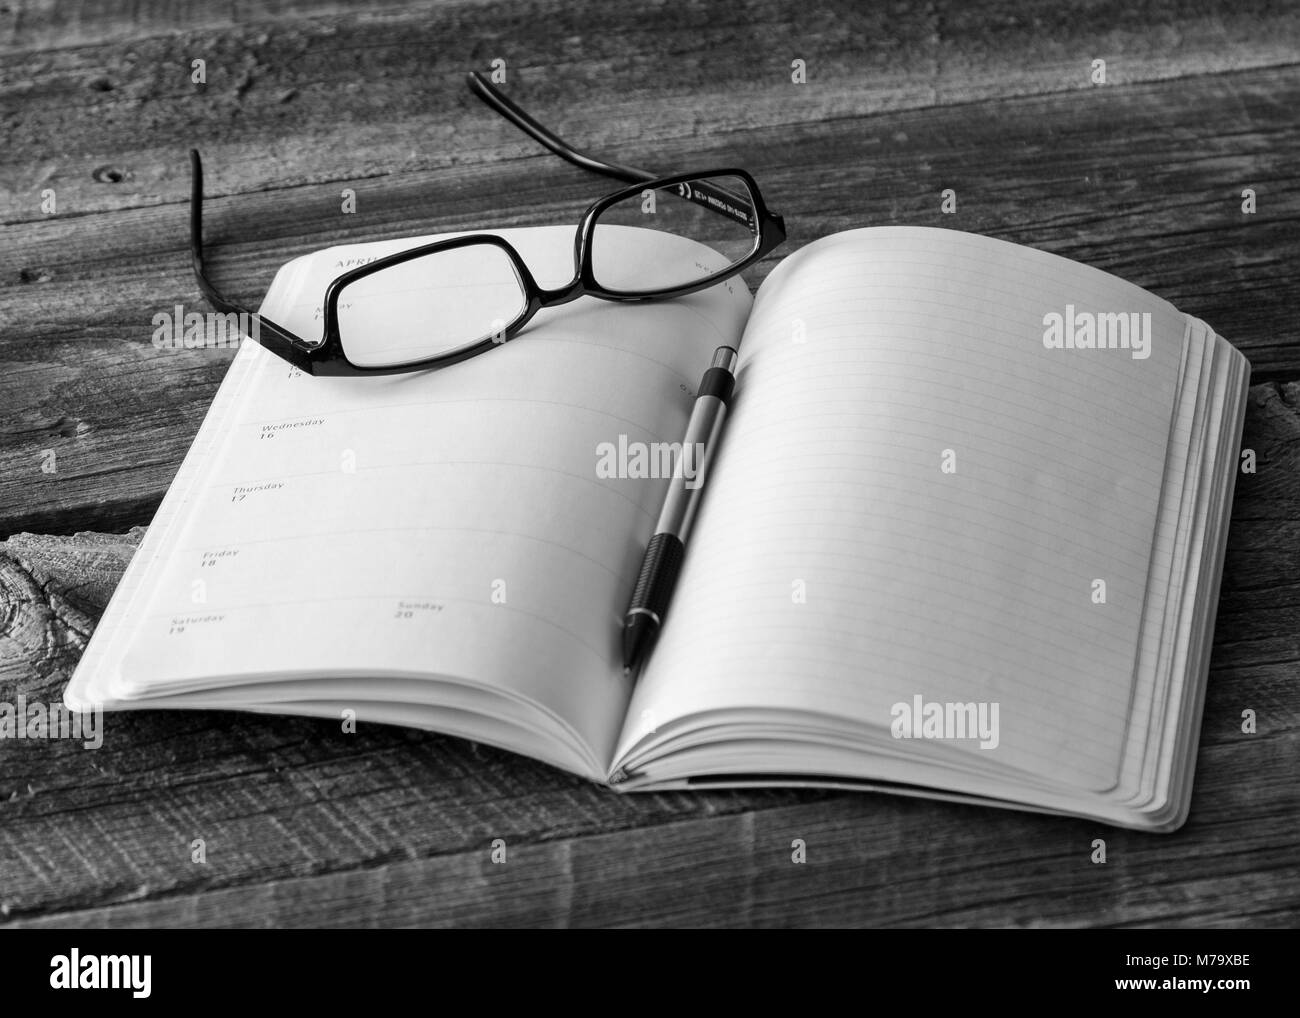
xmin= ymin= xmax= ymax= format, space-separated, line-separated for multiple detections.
xmin=626 ymin=227 xmax=1186 ymax=790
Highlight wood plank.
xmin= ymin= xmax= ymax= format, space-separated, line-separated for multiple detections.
xmin=8 ymin=795 xmax=1300 ymax=928
xmin=2 ymin=382 xmax=1295 ymax=927
xmin=0 ymin=1 xmax=420 ymax=53
xmin=4 ymin=0 xmax=1299 ymax=221
xmin=3 ymin=64 xmax=1298 ymax=537
xmin=9 ymin=0 xmax=1286 ymax=72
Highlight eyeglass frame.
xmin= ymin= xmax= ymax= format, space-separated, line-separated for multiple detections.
xmin=189 ymin=72 xmax=786 ymax=376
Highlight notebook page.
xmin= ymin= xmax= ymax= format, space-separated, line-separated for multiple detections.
xmin=67 ymin=226 xmax=752 ymax=776
xmin=1119 ymin=317 xmax=1209 ymax=802
xmin=1155 ymin=334 xmax=1248 ymax=824
xmin=1112 ymin=316 xmax=1200 ymax=801
xmin=1150 ymin=326 xmax=1242 ymax=808
xmin=622 ymin=227 xmax=1184 ymax=790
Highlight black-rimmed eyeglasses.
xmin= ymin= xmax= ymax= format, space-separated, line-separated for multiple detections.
xmin=189 ymin=72 xmax=786 ymax=375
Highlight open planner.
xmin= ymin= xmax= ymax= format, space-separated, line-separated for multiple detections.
xmin=65 ymin=225 xmax=1249 ymax=831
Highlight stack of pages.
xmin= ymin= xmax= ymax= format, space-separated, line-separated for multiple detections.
xmin=66 ymin=225 xmax=1249 ymax=830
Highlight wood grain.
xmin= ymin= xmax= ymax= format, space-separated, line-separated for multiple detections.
xmin=1 ymin=383 xmax=1295 ymax=928
xmin=1 ymin=0 xmax=1297 ymax=927
xmin=5 ymin=0 xmax=1299 ymax=217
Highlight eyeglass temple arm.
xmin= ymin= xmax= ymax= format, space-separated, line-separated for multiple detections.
xmin=466 ymin=73 xmax=771 ymax=233
xmin=466 ymin=71 xmax=658 ymax=185
xmin=188 ymin=149 xmax=316 ymax=372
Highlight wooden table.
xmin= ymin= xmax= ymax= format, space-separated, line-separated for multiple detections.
xmin=1 ymin=0 xmax=1297 ymax=928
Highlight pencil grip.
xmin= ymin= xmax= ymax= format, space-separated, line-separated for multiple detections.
xmin=629 ymin=532 xmax=685 ymax=622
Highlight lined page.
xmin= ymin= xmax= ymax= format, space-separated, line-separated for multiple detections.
xmin=622 ymin=227 xmax=1184 ymax=791
xmin=68 ymin=226 xmax=751 ymax=776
